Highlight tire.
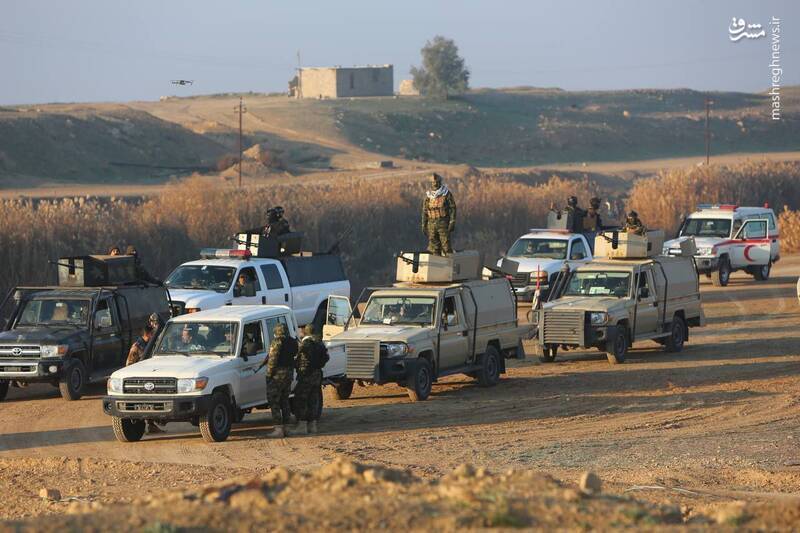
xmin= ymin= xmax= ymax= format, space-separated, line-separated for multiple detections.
xmin=0 ymin=380 xmax=8 ymax=401
xmin=753 ymin=262 xmax=771 ymax=281
xmin=333 ymin=380 xmax=354 ymax=400
xmin=199 ymin=392 xmax=232 ymax=443
xmin=59 ymin=359 xmax=86 ymax=401
xmin=477 ymin=346 xmax=501 ymax=387
xmin=606 ymin=328 xmax=628 ymax=364
xmin=111 ymin=417 xmax=145 ymax=442
xmin=664 ymin=316 xmax=686 ymax=353
xmin=539 ymin=344 xmax=558 ymax=363
xmin=711 ymin=257 xmax=731 ymax=287
xmin=406 ymin=358 xmax=432 ymax=402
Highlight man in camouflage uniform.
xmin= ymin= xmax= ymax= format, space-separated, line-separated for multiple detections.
xmin=262 ymin=206 xmax=291 ymax=238
xmin=563 ymin=196 xmax=588 ymax=233
xmin=125 ymin=326 xmax=164 ymax=434
xmin=583 ymin=197 xmax=603 ymax=232
xmin=421 ymin=173 xmax=456 ymax=255
xmin=256 ymin=323 xmax=297 ymax=438
xmin=623 ymin=210 xmax=647 ymax=236
xmin=287 ymin=325 xmax=329 ymax=436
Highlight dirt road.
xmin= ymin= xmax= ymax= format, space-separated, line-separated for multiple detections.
xmin=1 ymin=257 xmax=798 ymax=522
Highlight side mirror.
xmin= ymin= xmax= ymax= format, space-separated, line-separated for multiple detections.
xmin=97 ymin=314 xmax=112 ymax=328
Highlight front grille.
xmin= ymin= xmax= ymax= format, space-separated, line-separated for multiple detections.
xmin=123 ymin=377 xmax=178 ymax=394
xmin=116 ymin=400 xmax=173 ymax=413
xmin=0 ymin=345 xmax=41 ymax=357
xmin=510 ymin=273 xmax=530 ymax=289
xmin=170 ymin=301 xmax=186 ymax=316
xmin=541 ymin=309 xmax=586 ymax=345
xmin=345 ymin=341 xmax=380 ymax=380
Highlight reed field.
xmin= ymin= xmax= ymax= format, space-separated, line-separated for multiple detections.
xmin=1 ymin=159 xmax=797 ymax=300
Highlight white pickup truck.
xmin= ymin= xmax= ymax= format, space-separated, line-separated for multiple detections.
xmin=499 ymin=230 xmax=593 ymax=300
xmin=102 ymin=305 xmax=346 ymax=442
xmin=164 ymin=248 xmax=350 ymax=330
xmin=663 ymin=204 xmax=780 ymax=286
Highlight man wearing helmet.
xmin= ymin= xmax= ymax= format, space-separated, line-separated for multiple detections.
xmin=623 ymin=210 xmax=646 ymax=236
xmin=583 ymin=197 xmax=603 ymax=231
xmin=262 ymin=206 xmax=291 ymax=238
xmin=421 ymin=173 xmax=457 ymax=255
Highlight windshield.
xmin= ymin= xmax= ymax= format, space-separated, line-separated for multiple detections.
xmin=361 ymin=296 xmax=436 ymax=326
xmin=563 ymin=271 xmax=631 ymax=298
xmin=165 ymin=265 xmax=236 ymax=292
xmin=155 ymin=321 xmax=239 ymax=356
xmin=507 ymin=238 xmax=567 ymax=259
xmin=16 ymin=298 xmax=90 ymax=327
xmin=680 ymin=218 xmax=732 ymax=239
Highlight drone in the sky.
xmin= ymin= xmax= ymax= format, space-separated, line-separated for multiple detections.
xmin=170 ymin=80 xmax=194 ymax=86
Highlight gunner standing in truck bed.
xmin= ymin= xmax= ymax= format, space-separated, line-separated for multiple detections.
xmin=421 ymin=173 xmax=457 ymax=256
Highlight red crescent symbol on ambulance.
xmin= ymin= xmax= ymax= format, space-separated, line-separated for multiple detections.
xmin=743 ymin=245 xmax=755 ymax=262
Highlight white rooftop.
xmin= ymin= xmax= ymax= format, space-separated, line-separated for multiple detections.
xmin=170 ymin=305 xmax=291 ymax=323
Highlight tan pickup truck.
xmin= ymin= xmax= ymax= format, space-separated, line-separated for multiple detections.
xmin=325 ymin=277 xmax=534 ymax=401
xmin=535 ymin=255 xmax=705 ymax=364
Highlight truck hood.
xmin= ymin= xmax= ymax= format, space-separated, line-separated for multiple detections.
xmin=544 ymin=296 xmax=627 ymax=313
xmin=499 ymin=257 xmax=563 ymax=274
xmin=168 ymin=289 xmax=230 ymax=310
xmin=664 ymin=236 xmax=723 ymax=250
xmin=0 ymin=326 xmax=87 ymax=346
xmin=111 ymin=355 xmax=232 ymax=379
xmin=332 ymin=325 xmax=432 ymax=344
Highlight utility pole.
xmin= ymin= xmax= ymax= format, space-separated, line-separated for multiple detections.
xmin=704 ymin=95 xmax=713 ymax=165
xmin=234 ymin=97 xmax=247 ymax=187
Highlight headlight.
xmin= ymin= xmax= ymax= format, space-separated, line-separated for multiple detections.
xmin=589 ymin=312 xmax=608 ymax=325
xmin=529 ymin=271 xmax=549 ymax=283
xmin=383 ymin=343 xmax=410 ymax=358
xmin=697 ymin=247 xmax=713 ymax=256
xmin=107 ymin=377 xmax=123 ymax=393
xmin=40 ymin=344 xmax=68 ymax=358
xmin=177 ymin=377 xmax=209 ymax=393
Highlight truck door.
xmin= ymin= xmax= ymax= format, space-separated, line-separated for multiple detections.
xmin=259 ymin=264 xmax=291 ymax=306
xmin=438 ymin=293 xmax=469 ymax=371
xmin=232 ymin=266 xmax=262 ymax=305
xmin=239 ymin=320 xmax=268 ymax=406
xmin=729 ymin=219 xmax=771 ymax=267
xmin=92 ymin=297 xmax=123 ymax=373
xmin=634 ymin=269 xmax=659 ymax=338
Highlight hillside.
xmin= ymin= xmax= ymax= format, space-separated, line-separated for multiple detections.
xmin=0 ymin=87 xmax=798 ymax=185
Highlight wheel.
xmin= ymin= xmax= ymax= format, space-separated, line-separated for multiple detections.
xmin=606 ymin=328 xmax=628 ymax=364
xmin=0 ymin=380 xmax=8 ymax=401
xmin=199 ymin=392 xmax=232 ymax=442
xmin=711 ymin=257 xmax=731 ymax=287
xmin=332 ymin=380 xmax=354 ymax=400
xmin=111 ymin=417 xmax=146 ymax=442
xmin=59 ymin=359 xmax=86 ymax=401
xmin=311 ymin=386 xmax=324 ymax=420
xmin=477 ymin=345 xmax=501 ymax=387
xmin=406 ymin=358 xmax=432 ymax=401
xmin=664 ymin=316 xmax=686 ymax=353
xmin=753 ymin=262 xmax=771 ymax=281
xmin=539 ymin=344 xmax=558 ymax=363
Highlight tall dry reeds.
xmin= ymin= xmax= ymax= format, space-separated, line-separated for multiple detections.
xmin=0 ymin=175 xmax=600 ymax=297
xmin=627 ymin=160 xmax=800 ymax=236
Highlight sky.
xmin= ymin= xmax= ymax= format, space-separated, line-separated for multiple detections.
xmin=1 ymin=0 xmax=797 ymax=104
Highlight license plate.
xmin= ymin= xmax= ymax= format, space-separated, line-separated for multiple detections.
xmin=4 ymin=366 xmax=21 ymax=372
xmin=136 ymin=403 xmax=155 ymax=411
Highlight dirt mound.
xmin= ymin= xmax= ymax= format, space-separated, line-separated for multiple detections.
xmin=1 ymin=459 xmax=710 ymax=531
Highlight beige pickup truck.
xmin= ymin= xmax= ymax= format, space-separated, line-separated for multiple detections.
xmin=535 ymin=255 xmax=705 ymax=364
xmin=325 ymin=277 xmax=534 ymax=401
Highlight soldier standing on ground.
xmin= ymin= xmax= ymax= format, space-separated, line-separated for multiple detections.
xmin=287 ymin=325 xmax=329 ymax=436
xmin=623 ymin=211 xmax=647 ymax=236
xmin=125 ymin=326 xmax=164 ymax=434
xmin=421 ymin=173 xmax=456 ymax=255
xmin=256 ymin=323 xmax=297 ymax=438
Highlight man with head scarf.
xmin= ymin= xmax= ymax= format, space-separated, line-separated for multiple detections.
xmin=421 ymin=173 xmax=457 ymax=255
xmin=256 ymin=322 xmax=297 ymax=438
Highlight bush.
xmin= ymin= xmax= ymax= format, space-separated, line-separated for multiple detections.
xmin=627 ymin=161 xmax=800 ymax=235
xmin=778 ymin=208 xmax=800 ymax=253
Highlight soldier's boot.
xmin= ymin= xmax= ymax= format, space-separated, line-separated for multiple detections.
xmin=308 ymin=420 xmax=318 ymax=434
xmin=286 ymin=421 xmax=308 ymax=436
xmin=267 ymin=425 xmax=285 ymax=438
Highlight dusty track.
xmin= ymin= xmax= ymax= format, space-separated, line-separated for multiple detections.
xmin=1 ymin=256 xmax=799 ymax=521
